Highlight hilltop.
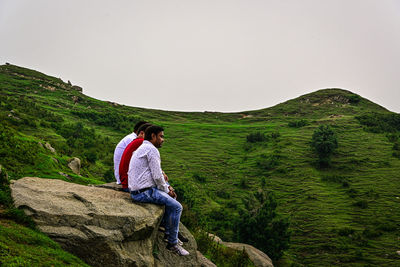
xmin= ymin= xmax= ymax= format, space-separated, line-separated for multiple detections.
xmin=1 ymin=64 xmax=400 ymax=266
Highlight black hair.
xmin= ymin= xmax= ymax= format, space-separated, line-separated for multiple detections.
xmin=134 ymin=121 xmax=148 ymax=133
xmin=145 ymin=125 xmax=164 ymax=141
xmin=136 ymin=123 xmax=152 ymax=134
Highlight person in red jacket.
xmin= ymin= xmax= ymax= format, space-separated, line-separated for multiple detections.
xmin=119 ymin=123 xmax=152 ymax=191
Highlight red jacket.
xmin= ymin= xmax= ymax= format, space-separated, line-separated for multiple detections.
xmin=119 ymin=138 xmax=144 ymax=189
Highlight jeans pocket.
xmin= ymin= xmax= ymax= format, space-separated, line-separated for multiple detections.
xmin=132 ymin=192 xmax=147 ymax=202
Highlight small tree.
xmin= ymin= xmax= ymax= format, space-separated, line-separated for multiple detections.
xmin=236 ymin=192 xmax=291 ymax=260
xmin=311 ymin=125 xmax=338 ymax=166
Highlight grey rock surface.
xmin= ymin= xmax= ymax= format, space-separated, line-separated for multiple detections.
xmin=10 ymin=177 xmax=200 ymax=266
xmin=93 ymin=181 xmax=125 ymax=191
xmin=68 ymin=157 xmax=81 ymax=175
xmin=44 ymin=142 xmax=56 ymax=154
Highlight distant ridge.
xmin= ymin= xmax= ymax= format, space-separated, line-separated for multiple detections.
xmin=0 ymin=63 xmax=394 ymax=116
xmin=245 ymin=88 xmax=390 ymax=120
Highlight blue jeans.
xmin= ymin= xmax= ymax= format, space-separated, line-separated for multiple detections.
xmin=131 ymin=188 xmax=182 ymax=245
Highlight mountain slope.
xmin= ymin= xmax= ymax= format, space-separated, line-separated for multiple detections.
xmin=1 ymin=64 xmax=399 ymax=266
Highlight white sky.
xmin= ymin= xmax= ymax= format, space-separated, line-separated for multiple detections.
xmin=1 ymin=0 xmax=399 ymax=112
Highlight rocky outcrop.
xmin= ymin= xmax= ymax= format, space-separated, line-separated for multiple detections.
xmin=10 ymin=177 xmax=200 ymax=266
xmin=68 ymin=157 xmax=81 ymax=175
xmin=223 ymin=242 xmax=273 ymax=267
xmin=72 ymin=85 xmax=83 ymax=92
xmin=44 ymin=142 xmax=56 ymax=154
xmin=72 ymin=95 xmax=79 ymax=104
xmin=208 ymin=233 xmax=273 ymax=267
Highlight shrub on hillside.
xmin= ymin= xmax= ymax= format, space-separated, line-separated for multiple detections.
xmin=246 ymin=132 xmax=267 ymax=143
xmin=347 ymin=188 xmax=358 ymax=198
xmin=239 ymin=177 xmax=249 ymax=189
xmin=288 ymin=119 xmax=309 ymax=128
xmin=84 ymin=150 xmax=98 ymax=163
xmin=0 ymin=125 xmax=39 ymax=175
xmin=243 ymin=142 xmax=252 ymax=152
xmin=337 ymin=227 xmax=356 ymax=236
xmin=270 ymin=131 xmax=281 ymax=139
xmin=0 ymin=95 xmax=63 ymax=130
xmin=392 ymin=142 xmax=400 ymax=158
xmin=353 ymin=200 xmax=368 ymax=209
xmin=260 ymin=177 xmax=266 ymax=187
xmin=193 ymin=173 xmax=206 ymax=183
xmin=257 ymin=153 xmax=280 ymax=170
xmin=356 ymin=112 xmax=400 ymax=133
xmin=311 ymin=125 xmax=338 ymax=167
xmin=71 ymin=110 xmax=142 ymax=131
xmin=56 ymin=122 xmax=113 ymax=165
xmin=0 ymin=165 xmax=11 ymax=206
xmin=216 ymin=189 xmax=231 ymax=199
xmin=321 ymin=174 xmax=348 ymax=186
xmin=348 ymin=94 xmax=361 ymax=104
xmin=386 ymin=133 xmax=399 ymax=142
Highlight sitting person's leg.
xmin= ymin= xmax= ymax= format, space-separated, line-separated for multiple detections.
xmin=131 ymin=188 xmax=188 ymax=255
xmin=131 ymin=188 xmax=182 ymax=244
xmin=150 ymin=189 xmax=182 ymax=245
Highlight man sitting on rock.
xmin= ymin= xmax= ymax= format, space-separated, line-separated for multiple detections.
xmin=119 ymin=123 xmax=152 ymax=192
xmin=128 ymin=125 xmax=190 ymax=256
xmin=113 ymin=121 xmax=147 ymax=185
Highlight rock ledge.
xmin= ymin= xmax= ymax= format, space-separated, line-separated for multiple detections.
xmin=11 ymin=177 xmax=200 ymax=266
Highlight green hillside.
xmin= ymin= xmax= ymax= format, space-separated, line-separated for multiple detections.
xmin=1 ymin=64 xmax=399 ymax=266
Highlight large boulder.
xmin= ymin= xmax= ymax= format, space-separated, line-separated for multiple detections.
xmin=68 ymin=157 xmax=81 ymax=175
xmin=10 ymin=177 xmax=200 ymax=266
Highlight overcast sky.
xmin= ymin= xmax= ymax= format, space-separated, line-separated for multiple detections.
xmin=1 ymin=0 xmax=399 ymax=112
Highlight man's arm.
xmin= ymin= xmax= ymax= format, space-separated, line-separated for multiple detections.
xmin=147 ymin=149 xmax=169 ymax=193
xmin=162 ymin=171 xmax=169 ymax=182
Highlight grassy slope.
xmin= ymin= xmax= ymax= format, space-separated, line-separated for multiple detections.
xmin=0 ymin=220 xmax=89 ymax=266
xmin=0 ymin=64 xmax=399 ymax=266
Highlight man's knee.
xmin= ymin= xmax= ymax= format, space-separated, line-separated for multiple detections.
xmin=175 ymin=201 xmax=182 ymax=212
xmin=166 ymin=198 xmax=182 ymax=212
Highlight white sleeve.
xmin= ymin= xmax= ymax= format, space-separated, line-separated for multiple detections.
xmin=147 ymin=149 xmax=169 ymax=193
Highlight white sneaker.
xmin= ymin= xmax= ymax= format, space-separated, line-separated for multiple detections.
xmin=167 ymin=243 xmax=190 ymax=256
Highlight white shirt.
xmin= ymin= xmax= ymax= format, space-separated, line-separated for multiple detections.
xmin=128 ymin=140 xmax=169 ymax=193
xmin=113 ymin=132 xmax=137 ymax=184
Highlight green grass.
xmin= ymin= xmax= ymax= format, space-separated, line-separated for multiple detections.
xmin=1 ymin=64 xmax=400 ymax=266
xmin=0 ymin=219 xmax=89 ymax=266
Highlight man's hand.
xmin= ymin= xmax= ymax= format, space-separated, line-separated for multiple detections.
xmin=168 ymin=185 xmax=177 ymax=199
xmin=163 ymin=171 xmax=169 ymax=182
